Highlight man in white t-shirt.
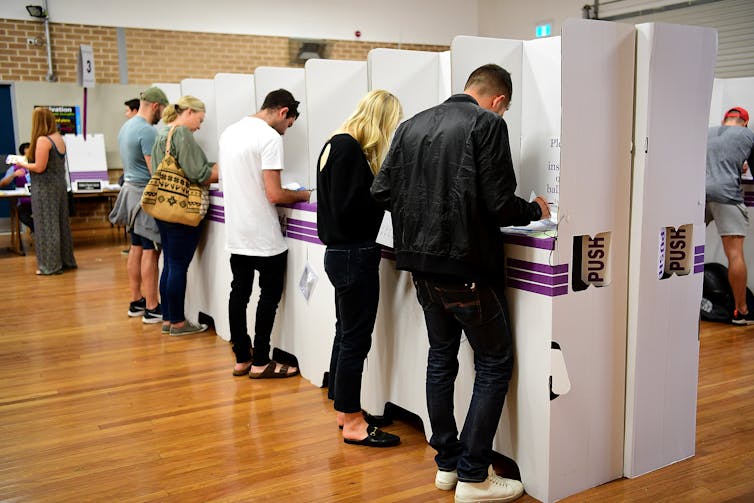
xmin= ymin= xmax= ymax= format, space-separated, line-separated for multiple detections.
xmin=219 ymin=89 xmax=311 ymax=379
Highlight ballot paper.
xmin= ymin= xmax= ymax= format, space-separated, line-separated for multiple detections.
xmin=376 ymin=211 xmax=393 ymax=248
xmin=5 ymin=155 xmax=26 ymax=165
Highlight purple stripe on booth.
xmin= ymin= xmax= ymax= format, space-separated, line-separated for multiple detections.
xmin=503 ymin=233 xmax=556 ymax=250
xmin=694 ymin=245 xmax=704 ymax=254
xmin=287 ymin=224 xmax=318 ymax=237
xmin=286 ymin=231 xmax=323 ymax=245
xmin=287 ymin=218 xmax=317 ymax=230
xmin=209 ymin=189 xmax=223 ymax=197
xmin=507 ymin=258 xmax=568 ymax=275
xmin=694 ymin=264 xmax=704 ymax=274
xmin=207 ymin=215 xmax=225 ymax=224
xmin=694 ymin=254 xmax=704 ymax=265
xmin=70 ymin=171 xmax=107 ymax=181
xmin=507 ymin=268 xmax=569 ymax=286
xmin=507 ymin=278 xmax=568 ymax=297
xmin=280 ymin=201 xmax=317 ymax=213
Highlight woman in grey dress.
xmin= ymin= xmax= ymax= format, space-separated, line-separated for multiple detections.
xmin=18 ymin=107 xmax=77 ymax=275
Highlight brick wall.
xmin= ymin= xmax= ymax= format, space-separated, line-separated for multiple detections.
xmin=1 ymin=19 xmax=448 ymax=83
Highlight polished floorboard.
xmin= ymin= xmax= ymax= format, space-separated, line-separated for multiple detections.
xmin=1 ymin=229 xmax=752 ymax=502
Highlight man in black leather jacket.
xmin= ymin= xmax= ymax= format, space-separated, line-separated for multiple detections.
xmin=372 ymin=64 xmax=549 ymax=503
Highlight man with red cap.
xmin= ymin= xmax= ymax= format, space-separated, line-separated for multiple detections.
xmin=706 ymin=106 xmax=754 ymax=324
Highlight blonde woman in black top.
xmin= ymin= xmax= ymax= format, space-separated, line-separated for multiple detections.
xmin=317 ymin=90 xmax=402 ymax=447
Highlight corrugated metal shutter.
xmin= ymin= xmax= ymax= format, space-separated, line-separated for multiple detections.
xmin=607 ymin=0 xmax=754 ymax=78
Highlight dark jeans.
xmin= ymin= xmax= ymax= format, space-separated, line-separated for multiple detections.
xmin=155 ymin=219 xmax=203 ymax=323
xmin=413 ymin=276 xmax=515 ymax=483
xmin=324 ymin=243 xmax=381 ymax=413
xmin=18 ymin=202 xmax=33 ymax=232
xmin=228 ymin=251 xmax=287 ymax=366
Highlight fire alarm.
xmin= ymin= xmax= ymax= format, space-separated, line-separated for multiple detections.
xmin=355 ymin=30 xmax=362 ymax=38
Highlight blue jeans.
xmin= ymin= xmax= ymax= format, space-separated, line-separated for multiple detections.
xmin=155 ymin=219 xmax=203 ymax=323
xmin=228 ymin=252 xmax=287 ymax=366
xmin=413 ymin=277 xmax=514 ymax=483
xmin=325 ymin=243 xmax=381 ymax=413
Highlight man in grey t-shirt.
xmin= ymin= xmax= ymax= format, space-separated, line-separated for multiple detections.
xmin=110 ymin=86 xmax=168 ymax=325
xmin=705 ymin=106 xmax=754 ymax=324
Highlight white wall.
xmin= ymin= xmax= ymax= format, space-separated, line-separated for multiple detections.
xmin=478 ymin=0 xmax=585 ymax=40
xmin=0 ymin=0 xmax=478 ymax=46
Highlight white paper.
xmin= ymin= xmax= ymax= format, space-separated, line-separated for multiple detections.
xmin=376 ymin=211 xmax=394 ymax=248
xmin=5 ymin=155 xmax=26 ymax=165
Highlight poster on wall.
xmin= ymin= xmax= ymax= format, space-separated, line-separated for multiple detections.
xmin=34 ymin=105 xmax=81 ymax=135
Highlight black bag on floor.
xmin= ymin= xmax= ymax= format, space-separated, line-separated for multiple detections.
xmin=700 ymin=262 xmax=754 ymax=323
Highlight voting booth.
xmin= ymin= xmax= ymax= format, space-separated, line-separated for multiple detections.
xmin=625 ymin=23 xmax=717 ymax=478
xmin=359 ymin=21 xmax=635 ymax=503
xmin=704 ymin=76 xmax=754 ymax=289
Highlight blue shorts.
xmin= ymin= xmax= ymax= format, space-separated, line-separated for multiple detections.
xmin=130 ymin=231 xmax=157 ymax=250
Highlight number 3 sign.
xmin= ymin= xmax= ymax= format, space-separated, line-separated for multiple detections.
xmin=78 ymin=44 xmax=96 ymax=88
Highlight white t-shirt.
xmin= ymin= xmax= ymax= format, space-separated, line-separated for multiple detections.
xmin=219 ymin=116 xmax=287 ymax=257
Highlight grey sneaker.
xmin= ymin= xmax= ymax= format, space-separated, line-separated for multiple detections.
xmin=454 ymin=466 xmax=524 ymax=503
xmin=142 ymin=305 xmax=163 ymax=324
xmin=169 ymin=320 xmax=209 ymax=336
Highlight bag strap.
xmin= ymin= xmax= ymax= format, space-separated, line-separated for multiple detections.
xmin=165 ymin=126 xmax=177 ymax=157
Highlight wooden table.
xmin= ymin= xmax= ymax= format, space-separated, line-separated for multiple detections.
xmin=0 ymin=188 xmax=29 ymax=255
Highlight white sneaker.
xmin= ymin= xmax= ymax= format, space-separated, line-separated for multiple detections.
xmin=435 ymin=469 xmax=458 ymax=490
xmin=454 ymin=465 xmax=524 ymax=503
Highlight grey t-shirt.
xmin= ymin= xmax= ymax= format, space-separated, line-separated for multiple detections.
xmin=706 ymin=125 xmax=754 ymax=204
xmin=118 ymin=116 xmax=157 ymax=186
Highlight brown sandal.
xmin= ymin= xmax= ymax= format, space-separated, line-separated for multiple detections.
xmin=248 ymin=360 xmax=299 ymax=379
xmin=232 ymin=361 xmax=252 ymax=377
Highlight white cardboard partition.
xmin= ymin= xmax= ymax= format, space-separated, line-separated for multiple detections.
xmin=214 ymin=73 xmax=256 ymax=139
xmin=63 ymin=133 xmax=108 ymax=184
xmin=704 ymin=76 xmax=754 ymax=289
xmin=253 ymin=67 xmax=309 ymax=188
xmin=368 ymin=48 xmax=448 ymax=121
xmin=626 ymin=22 xmax=717 ymax=478
xmin=304 ymin=59 xmax=368 ymax=183
xmin=450 ymin=36 xmax=524 ymax=184
xmin=179 ymin=78 xmax=218 ymax=162
xmin=151 ymin=82 xmax=181 ymax=105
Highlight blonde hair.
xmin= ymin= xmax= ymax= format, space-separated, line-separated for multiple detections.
xmin=341 ymin=90 xmax=402 ymax=175
xmin=162 ymin=95 xmax=206 ymax=124
xmin=28 ymin=107 xmax=58 ymax=162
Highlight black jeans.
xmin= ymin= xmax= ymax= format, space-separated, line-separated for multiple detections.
xmin=228 ymin=251 xmax=287 ymax=366
xmin=156 ymin=219 xmax=202 ymax=323
xmin=325 ymin=243 xmax=381 ymax=413
xmin=413 ymin=277 xmax=514 ymax=483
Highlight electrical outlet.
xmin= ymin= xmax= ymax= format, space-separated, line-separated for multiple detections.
xmin=27 ymin=37 xmax=36 ymax=45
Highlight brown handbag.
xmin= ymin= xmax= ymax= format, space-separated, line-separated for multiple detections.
xmin=141 ymin=126 xmax=208 ymax=227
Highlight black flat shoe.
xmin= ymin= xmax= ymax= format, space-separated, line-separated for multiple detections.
xmin=344 ymin=426 xmax=400 ymax=447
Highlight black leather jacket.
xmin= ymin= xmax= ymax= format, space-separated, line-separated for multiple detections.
xmin=371 ymin=94 xmax=542 ymax=283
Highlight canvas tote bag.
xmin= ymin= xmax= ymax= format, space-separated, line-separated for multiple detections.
xmin=141 ymin=126 xmax=208 ymax=226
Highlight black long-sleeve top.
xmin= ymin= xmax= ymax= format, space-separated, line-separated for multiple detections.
xmin=316 ymin=133 xmax=384 ymax=246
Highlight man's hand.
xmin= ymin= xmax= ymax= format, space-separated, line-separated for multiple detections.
xmin=534 ymin=196 xmax=551 ymax=220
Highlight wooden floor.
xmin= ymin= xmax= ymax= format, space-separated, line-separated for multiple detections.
xmin=1 ymin=229 xmax=753 ymax=502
